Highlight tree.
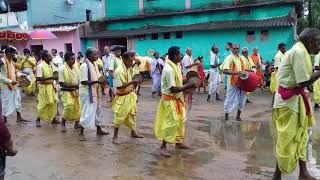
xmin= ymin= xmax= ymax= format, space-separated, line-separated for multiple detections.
xmin=298 ymin=0 xmax=320 ymax=32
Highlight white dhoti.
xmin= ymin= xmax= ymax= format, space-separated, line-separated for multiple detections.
xmin=224 ymin=84 xmax=246 ymax=113
xmin=1 ymin=88 xmax=21 ymax=117
xmin=151 ymin=73 xmax=161 ymax=93
xmin=79 ymin=93 xmax=102 ymax=130
xmin=208 ymin=70 xmax=221 ymax=95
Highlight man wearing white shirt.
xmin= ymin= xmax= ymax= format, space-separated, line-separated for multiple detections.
xmin=181 ymin=48 xmax=198 ymax=78
xmin=207 ymin=45 xmax=223 ymax=101
xmin=51 ymin=49 xmax=63 ymax=69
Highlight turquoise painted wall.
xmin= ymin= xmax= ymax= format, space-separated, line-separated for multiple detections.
xmin=107 ymin=4 xmax=294 ymax=30
xmin=28 ymin=0 xmax=102 ymax=26
xmin=81 ymin=39 xmax=95 ymax=55
xmin=106 ymin=0 xmax=139 ymax=18
xmin=143 ymin=0 xmax=185 ymax=14
xmin=134 ymin=27 xmax=294 ymax=70
xmin=191 ymin=0 xmax=233 ymax=9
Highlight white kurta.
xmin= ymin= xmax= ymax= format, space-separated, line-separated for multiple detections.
xmin=208 ymin=51 xmax=221 ymax=96
xmin=151 ymin=58 xmax=164 ymax=93
xmin=79 ymin=61 xmax=102 ymax=130
xmin=0 ymin=59 xmax=21 ymax=117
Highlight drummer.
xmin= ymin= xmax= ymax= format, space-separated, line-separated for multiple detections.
xmin=79 ymin=48 xmax=109 ymax=141
xmin=0 ymin=47 xmax=28 ymax=123
xmin=17 ymin=49 xmax=37 ymax=96
xmin=59 ymin=52 xmax=81 ymax=133
xmin=222 ymin=43 xmax=246 ymax=121
xmin=241 ymin=47 xmax=255 ymax=103
xmin=112 ymin=51 xmax=143 ymax=144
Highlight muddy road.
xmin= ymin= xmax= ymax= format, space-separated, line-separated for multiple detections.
xmin=4 ymin=83 xmax=320 ymax=180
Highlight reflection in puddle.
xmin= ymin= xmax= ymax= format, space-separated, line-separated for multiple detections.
xmin=192 ymin=117 xmax=320 ymax=179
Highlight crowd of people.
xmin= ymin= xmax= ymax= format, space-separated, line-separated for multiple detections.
xmin=1 ymin=28 xmax=320 ymax=180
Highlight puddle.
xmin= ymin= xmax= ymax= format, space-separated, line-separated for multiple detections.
xmin=192 ymin=116 xmax=320 ymax=179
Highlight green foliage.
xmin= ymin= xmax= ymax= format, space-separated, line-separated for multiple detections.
xmin=298 ymin=0 xmax=320 ymax=33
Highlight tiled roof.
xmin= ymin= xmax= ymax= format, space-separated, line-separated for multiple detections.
xmin=82 ymin=15 xmax=295 ymax=38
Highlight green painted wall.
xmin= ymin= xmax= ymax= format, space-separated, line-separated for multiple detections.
xmin=107 ymin=4 xmax=294 ymax=30
xmin=143 ymin=0 xmax=185 ymax=14
xmin=105 ymin=0 xmax=139 ymax=18
xmin=191 ymin=0 xmax=233 ymax=9
xmin=134 ymin=27 xmax=294 ymax=70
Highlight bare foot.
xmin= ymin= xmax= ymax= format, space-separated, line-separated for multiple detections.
xmin=96 ymin=130 xmax=109 ymax=136
xmin=175 ymin=143 xmax=191 ymax=149
xmin=131 ymin=131 xmax=144 ymax=138
xmin=17 ymin=118 xmax=30 ymax=123
xmin=61 ymin=125 xmax=67 ymax=133
xmin=79 ymin=134 xmax=86 ymax=141
xmin=74 ymin=122 xmax=81 ymax=129
xmin=299 ymin=172 xmax=317 ymax=180
xmin=51 ymin=119 xmax=61 ymax=125
xmin=160 ymin=148 xmax=171 ymax=157
xmin=36 ymin=120 xmax=41 ymax=127
xmin=236 ymin=117 xmax=243 ymax=121
xmin=112 ymin=137 xmax=122 ymax=144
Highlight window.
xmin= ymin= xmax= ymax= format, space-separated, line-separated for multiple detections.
xmin=239 ymin=8 xmax=250 ymax=16
xmin=151 ymin=33 xmax=158 ymax=40
xmin=260 ymin=30 xmax=269 ymax=42
xmin=163 ymin=32 xmax=170 ymax=39
xmin=246 ymin=31 xmax=255 ymax=43
xmin=86 ymin=9 xmax=92 ymax=21
xmin=137 ymin=35 xmax=146 ymax=41
xmin=176 ymin=31 xmax=183 ymax=39
xmin=65 ymin=43 xmax=73 ymax=52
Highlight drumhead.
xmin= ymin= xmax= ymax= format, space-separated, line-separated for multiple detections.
xmin=98 ymin=76 xmax=108 ymax=84
xmin=186 ymin=71 xmax=198 ymax=80
xmin=240 ymin=72 xmax=249 ymax=80
xmin=132 ymin=74 xmax=144 ymax=82
xmin=19 ymin=79 xmax=30 ymax=87
xmin=189 ymin=77 xmax=201 ymax=88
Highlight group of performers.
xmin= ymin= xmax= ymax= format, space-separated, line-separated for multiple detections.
xmin=0 ymin=28 xmax=320 ymax=179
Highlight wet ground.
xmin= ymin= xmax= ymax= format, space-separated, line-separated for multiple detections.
xmin=4 ymin=82 xmax=320 ymax=180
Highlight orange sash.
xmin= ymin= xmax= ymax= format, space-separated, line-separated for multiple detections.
xmin=162 ymin=94 xmax=184 ymax=115
xmin=230 ymin=56 xmax=245 ymax=86
xmin=5 ymin=58 xmax=18 ymax=90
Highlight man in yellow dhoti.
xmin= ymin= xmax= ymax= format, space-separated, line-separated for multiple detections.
xmin=313 ymin=52 xmax=320 ymax=110
xmin=17 ymin=49 xmax=36 ymax=96
xmin=272 ymin=28 xmax=320 ymax=180
xmin=79 ymin=48 xmax=108 ymax=141
xmin=36 ymin=50 xmax=59 ymax=127
xmin=112 ymin=52 xmax=143 ymax=144
xmin=154 ymin=46 xmax=196 ymax=157
xmin=59 ymin=52 xmax=81 ymax=133
xmin=270 ymin=43 xmax=286 ymax=106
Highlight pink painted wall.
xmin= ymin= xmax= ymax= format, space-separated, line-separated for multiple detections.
xmin=0 ymin=29 xmax=81 ymax=54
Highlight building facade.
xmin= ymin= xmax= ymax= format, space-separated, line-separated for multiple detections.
xmin=0 ymin=0 xmax=102 ymax=55
xmin=81 ymin=0 xmax=302 ymax=69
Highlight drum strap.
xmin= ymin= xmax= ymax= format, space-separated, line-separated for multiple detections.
xmin=230 ymin=55 xmax=245 ymax=86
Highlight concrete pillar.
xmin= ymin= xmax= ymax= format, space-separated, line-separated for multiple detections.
xmin=185 ymin=0 xmax=191 ymax=10
xmin=139 ymin=0 xmax=144 ymax=15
